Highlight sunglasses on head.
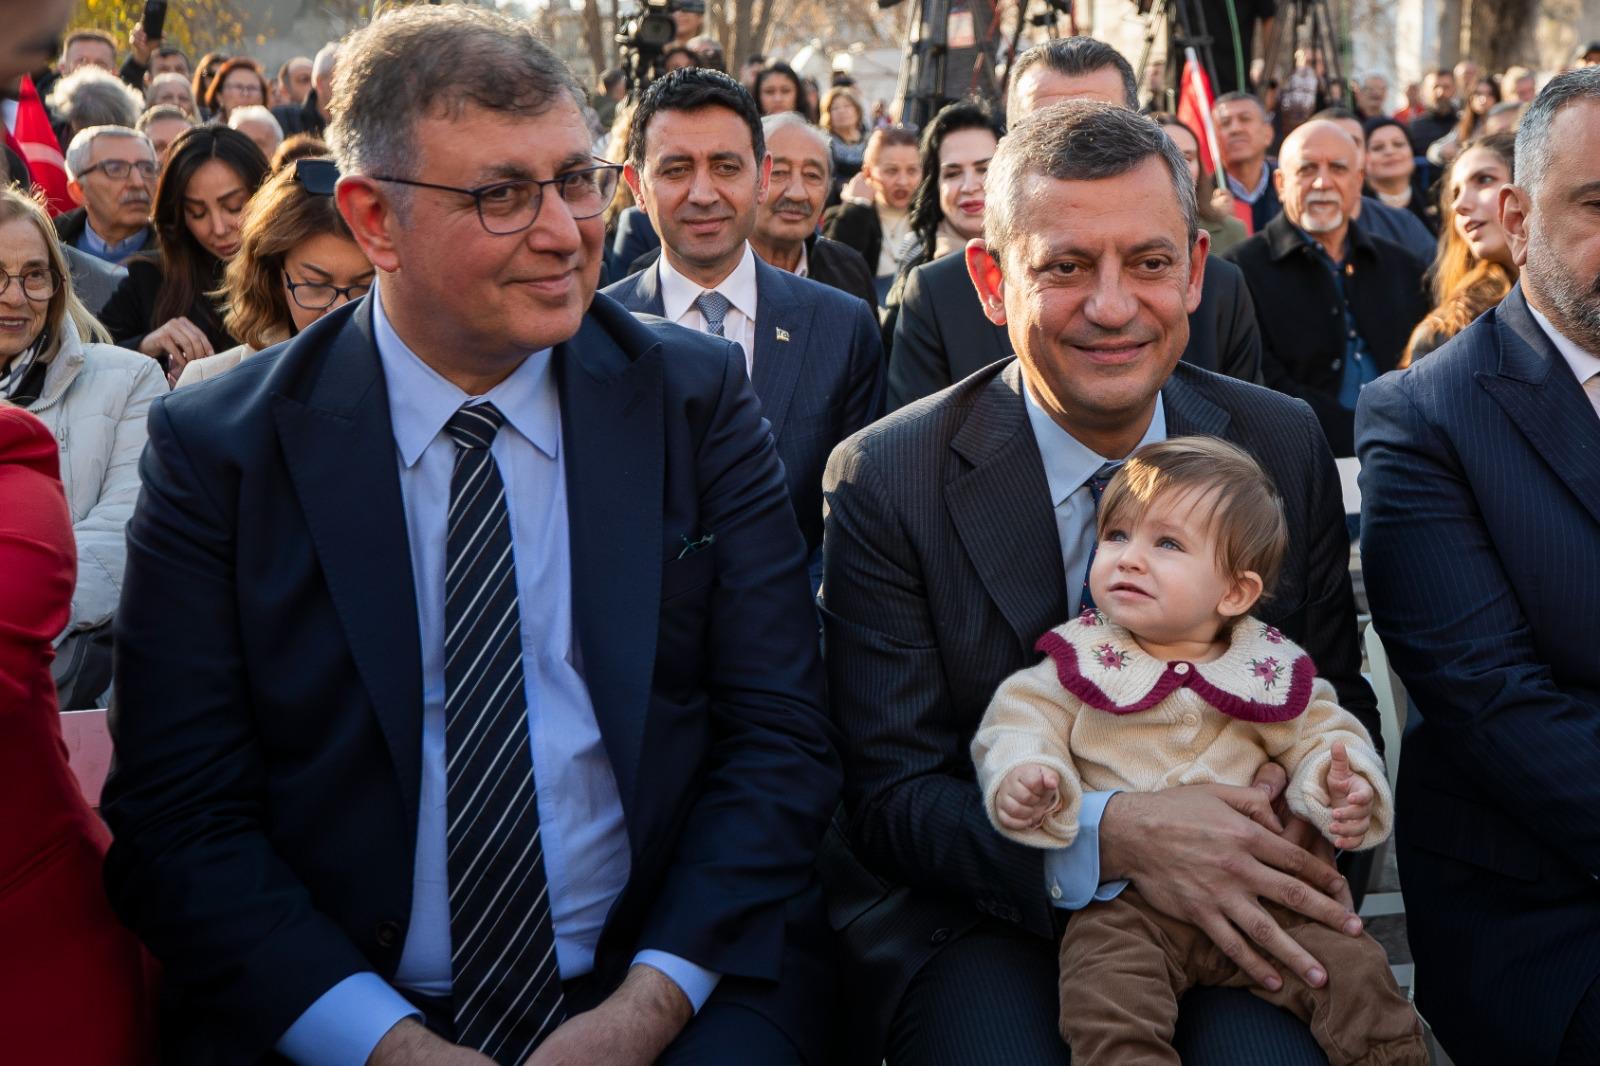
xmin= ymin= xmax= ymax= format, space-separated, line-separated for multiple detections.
xmin=293 ymin=157 xmax=340 ymax=196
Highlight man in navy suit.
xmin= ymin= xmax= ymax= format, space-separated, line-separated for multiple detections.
xmin=604 ymin=68 xmax=885 ymax=557
xmin=102 ymin=9 xmax=840 ymax=1066
xmin=1358 ymin=67 xmax=1600 ymax=1066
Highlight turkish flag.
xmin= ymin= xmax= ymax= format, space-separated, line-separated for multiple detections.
xmin=7 ymin=76 xmax=73 ymax=216
xmin=1175 ymin=48 xmax=1255 ymax=234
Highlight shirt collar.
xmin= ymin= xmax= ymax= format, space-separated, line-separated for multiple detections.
xmin=370 ymin=279 xmax=559 ymax=469
xmin=795 ymin=240 xmax=809 ymax=279
xmin=1526 ymin=300 xmax=1600 ymax=390
xmin=658 ymin=241 xmax=759 ymax=324
xmin=1226 ymin=160 xmax=1273 ymax=203
xmin=1023 ymin=383 xmax=1167 ymax=507
xmin=81 ymin=217 xmax=146 ymax=257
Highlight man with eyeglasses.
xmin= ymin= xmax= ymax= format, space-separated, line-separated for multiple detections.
xmin=104 ymin=8 xmax=841 ymax=1066
xmin=55 ymin=126 xmax=156 ymax=264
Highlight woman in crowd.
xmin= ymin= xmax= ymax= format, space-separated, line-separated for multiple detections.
xmin=99 ymin=125 xmax=270 ymax=382
xmin=0 ymin=397 xmax=157 ymax=1064
xmin=898 ymin=101 xmax=1003 ymax=274
xmin=1405 ymin=131 xmax=1517 ymax=363
xmin=205 ymin=57 xmax=272 ymax=126
xmin=177 ymin=158 xmax=372 ymax=387
xmin=1365 ymin=116 xmax=1439 ymax=235
xmin=1155 ymin=114 xmax=1248 ymax=255
xmin=754 ymin=61 xmax=807 ymax=117
xmin=661 ymin=45 xmax=698 ymax=73
xmin=191 ymin=51 xmax=230 ymax=120
xmin=0 ymin=186 xmax=164 ymax=707
xmin=820 ymin=85 xmax=868 ymax=200
xmin=1427 ymin=74 xmax=1500 ymax=166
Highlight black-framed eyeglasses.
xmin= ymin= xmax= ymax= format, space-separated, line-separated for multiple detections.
xmin=0 ymin=266 xmax=60 ymax=302
xmin=294 ymin=157 xmax=340 ymax=196
xmin=79 ymin=159 xmax=158 ymax=182
xmin=283 ymin=272 xmax=371 ymax=310
xmin=370 ymin=162 xmax=623 ymax=235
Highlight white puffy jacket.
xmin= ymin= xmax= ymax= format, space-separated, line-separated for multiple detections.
xmin=24 ymin=318 xmax=165 ymax=632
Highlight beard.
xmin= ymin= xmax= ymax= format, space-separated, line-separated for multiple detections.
xmin=1524 ymin=219 xmax=1600 ymax=354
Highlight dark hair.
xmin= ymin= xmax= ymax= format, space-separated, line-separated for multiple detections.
xmin=628 ymin=67 xmax=765 ymax=169
xmin=1362 ymin=115 xmax=1407 ymax=141
xmin=1455 ymin=75 xmax=1500 ymax=142
xmin=1005 ymin=36 xmax=1137 ymax=121
xmin=272 ymin=133 xmax=330 ymax=171
xmin=1214 ymin=89 xmax=1266 ymax=116
xmin=148 ymin=125 xmax=270 ymax=336
xmin=753 ymin=61 xmax=806 ymax=117
xmin=1153 ymin=112 xmax=1227 ymax=224
xmin=661 ymin=45 xmax=699 ymax=70
xmin=904 ymin=100 xmax=1004 ymax=269
xmin=153 ymin=45 xmax=190 ymax=73
xmin=1311 ymin=106 xmax=1359 ymax=123
xmin=192 ymin=51 xmax=231 ymax=109
xmin=205 ymin=57 xmax=272 ymax=118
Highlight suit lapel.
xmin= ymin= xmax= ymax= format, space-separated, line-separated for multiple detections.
xmin=944 ymin=362 xmax=1068 ymax=651
xmin=749 ymin=258 xmax=811 ymax=440
xmin=270 ymin=304 xmax=425 ymax=823
xmin=630 ymin=261 xmax=667 ymax=317
xmin=1481 ymin=287 xmax=1600 ymax=527
xmin=557 ymin=306 xmax=664 ymax=825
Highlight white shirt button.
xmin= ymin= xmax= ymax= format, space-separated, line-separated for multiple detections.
xmin=1174 ymin=662 xmax=1190 ymax=675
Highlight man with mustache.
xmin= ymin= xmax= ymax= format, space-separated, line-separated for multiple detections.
xmin=606 ymin=68 xmax=884 ymax=562
xmin=55 ymin=126 xmax=157 ymax=264
xmin=1358 ymin=66 xmax=1600 ymax=1066
xmin=1224 ymin=119 xmax=1426 ymax=456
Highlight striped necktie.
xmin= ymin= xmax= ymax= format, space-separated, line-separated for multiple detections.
xmin=442 ymin=402 xmax=564 ymax=1064
xmin=1078 ymin=462 xmax=1120 ymax=612
xmin=696 ymin=290 xmax=731 ymax=338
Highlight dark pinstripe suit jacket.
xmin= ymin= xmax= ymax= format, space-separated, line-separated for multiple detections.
xmin=820 ymin=357 xmax=1375 ymax=1054
xmin=1357 ymin=285 xmax=1600 ymax=1066
xmin=604 ymin=255 xmax=885 ymax=553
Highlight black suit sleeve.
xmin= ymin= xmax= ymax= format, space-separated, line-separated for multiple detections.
xmin=887 ymin=264 xmax=955 ymax=411
xmin=841 ymin=296 xmax=887 ymax=433
xmin=636 ymin=344 xmax=844 ymax=974
xmin=1357 ymin=377 xmax=1600 ymax=872
xmin=103 ymin=400 xmax=374 ymax=1058
xmin=820 ymin=443 xmax=1056 ymax=940
xmin=1214 ymin=262 xmax=1265 ymax=385
xmin=99 ymin=264 xmax=155 ymax=352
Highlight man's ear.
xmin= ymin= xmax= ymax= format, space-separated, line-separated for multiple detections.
xmin=1499 ymin=183 xmax=1531 ymax=270
xmin=1272 ymin=165 xmax=1286 ymax=197
xmin=335 ymin=176 xmax=400 ymax=274
xmin=1219 ymin=569 xmax=1264 ymax=620
xmin=67 ymin=179 xmax=86 ymax=208
xmin=966 ymin=238 xmax=1006 ymax=326
xmin=623 ymin=162 xmax=647 ymax=220
xmin=1185 ymin=229 xmax=1210 ymax=315
xmin=755 ymin=151 xmax=772 ymax=205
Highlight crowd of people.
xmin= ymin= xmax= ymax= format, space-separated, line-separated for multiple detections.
xmin=1 ymin=1 xmax=1598 ymax=1064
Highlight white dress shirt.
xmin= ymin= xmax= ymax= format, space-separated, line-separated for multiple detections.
xmin=658 ymin=241 xmax=759 ymax=377
xmin=1527 ymin=301 xmax=1600 ymax=421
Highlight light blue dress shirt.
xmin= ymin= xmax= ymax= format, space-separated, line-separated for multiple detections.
xmin=77 ymin=219 xmax=148 ymax=264
xmin=1021 ymin=383 xmax=1167 ymax=909
xmin=277 ymin=286 xmax=718 ymax=1066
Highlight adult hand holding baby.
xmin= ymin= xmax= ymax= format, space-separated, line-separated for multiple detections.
xmin=995 ymin=764 xmax=1061 ymax=831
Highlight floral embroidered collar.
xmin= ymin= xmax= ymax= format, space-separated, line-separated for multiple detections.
xmin=1033 ymin=610 xmax=1317 ymax=723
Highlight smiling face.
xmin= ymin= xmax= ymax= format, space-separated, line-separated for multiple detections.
xmin=1089 ymin=485 xmax=1257 ymax=649
xmin=0 ymin=217 xmax=52 ymax=358
xmin=182 ymin=159 xmax=254 ymax=260
xmin=1364 ymin=124 xmax=1414 ymax=186
xmin=756 ymin=123 xmax=828 ymax=247
xmin=627 ymin=103 xmax=768 ymax=284
xmin=936 ymin=127 xmax=997 ymax=242
xmin=1450 ymin=144 xmax=1512 ymax=266
xmin=1214 ymin=97 xmax=1273 ymax=171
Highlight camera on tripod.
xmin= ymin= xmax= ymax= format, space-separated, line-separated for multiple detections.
xmin=616 ymin=0 xmax=701 ymax=98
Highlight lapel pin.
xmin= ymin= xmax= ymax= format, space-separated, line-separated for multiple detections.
xmin=775 ymin=328 xmax=789 ymax=342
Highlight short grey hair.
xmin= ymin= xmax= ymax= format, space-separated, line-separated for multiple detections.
xmin=329 ymin=6 xmax=583 ymax=180
xmin=761 ymin=112 xmax=831 ymax=178
xmin=1516 ymin=66 xmax=1600 ymax=198
xmin=313 ymin=42 xmax=339 ymax=82
xmin=229 ymin=105 xmax=283 ymax=139
xmin=1005 ymin=37 xmax=1138 ymax=124
xmin=47 ymin=68 xmax=144 ymax=134
xmin=145 ymin=72 xmax=195 ymax=107
xmin=984 ymin=101 xmax=1197 ymax=262
xmin=64 ymin=125 xmax=153 ymax=180
xmin=136 ymin=105 xmax=193 ymax=133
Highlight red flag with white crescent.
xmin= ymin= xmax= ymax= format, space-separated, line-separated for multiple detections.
xmin=8 ymin=76 xmax=73 ymax=216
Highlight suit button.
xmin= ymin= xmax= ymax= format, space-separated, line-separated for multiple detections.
xmin=930 ymin=927 xmax=951 ymax=945
xmin=1331 ymin=358 xmax=1342 ymax=370
xmin=375 ymin=920 xmax=401 ymax=948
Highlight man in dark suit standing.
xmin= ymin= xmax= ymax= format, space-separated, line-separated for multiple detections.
xmin=1358 ymin=67 xmax=1600 ymax=1066
xmin=605 ymin=68 xmax=884 ymax=557
xmin=102 ymin=9 xmax=840 ymax=1066
xmin=822 ymin=101 xmax=1373 ymax=1063
xmin=888 ymin=37 xmax=1262 ymax=410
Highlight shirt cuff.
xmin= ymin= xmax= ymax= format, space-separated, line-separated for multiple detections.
xmin=275 ymin=972 xmax=422 ymax=1066
xmin=1043 ymin=790 xmax=1129 ymax=909
xmin=633 ymin=950 xmax=722 ymax=1014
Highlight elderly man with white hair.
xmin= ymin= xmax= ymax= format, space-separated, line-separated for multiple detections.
xmin=228 ymin=104 xmax=283 ymax=161
xmin=145 ymin=71 xmax=197 ymax=117
xmin=54 ymin=125 xmax=157 ymax=265
xmin=46 ymin=67 xmax=144 ymax=141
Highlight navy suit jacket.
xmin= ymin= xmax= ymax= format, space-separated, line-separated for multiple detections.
xmin=1357 ymin=285 xmax=1600 ymax=1065
xmin=102 ymin=293 xmax=842 ymax=1064
xmin=603 ymin=255 xmax=885 ymax=552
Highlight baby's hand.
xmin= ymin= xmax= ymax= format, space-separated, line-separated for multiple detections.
xmin=997 ymin=764 xmax=1061 ymax=832
xmin=1326 ymin=741 xmax=1374 ymax=849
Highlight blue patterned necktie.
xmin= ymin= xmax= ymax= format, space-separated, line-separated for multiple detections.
xmin=441 ymin=403 xmax=565 ymax=1064
xmin=1078 ymin=462 xmax=1120 ymax=612
xmin=696 ymin=290 xmax=731 ymax=338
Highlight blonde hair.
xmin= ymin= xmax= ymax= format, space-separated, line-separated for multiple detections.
xmin=218 ymin=161 xmax=356 ymax=349
xmin=0 ymin=186 xmax=111 ymax=360
xmin=1097 ymin=436 xmax=1288 ymax=598
xmin=819 ymin=85 xmax=865 ymax=139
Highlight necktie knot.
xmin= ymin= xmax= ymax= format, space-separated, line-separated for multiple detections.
xmin=1086 ymin=461 xmax=1120 ymax=502
xmin=696 ymin=290 xmax=732 ymax=337
xmin=446 ymin=403 xmax=506 ymax=451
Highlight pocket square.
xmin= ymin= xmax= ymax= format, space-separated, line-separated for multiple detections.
xmin=678 ymin=532 xmax=717 ymax=559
